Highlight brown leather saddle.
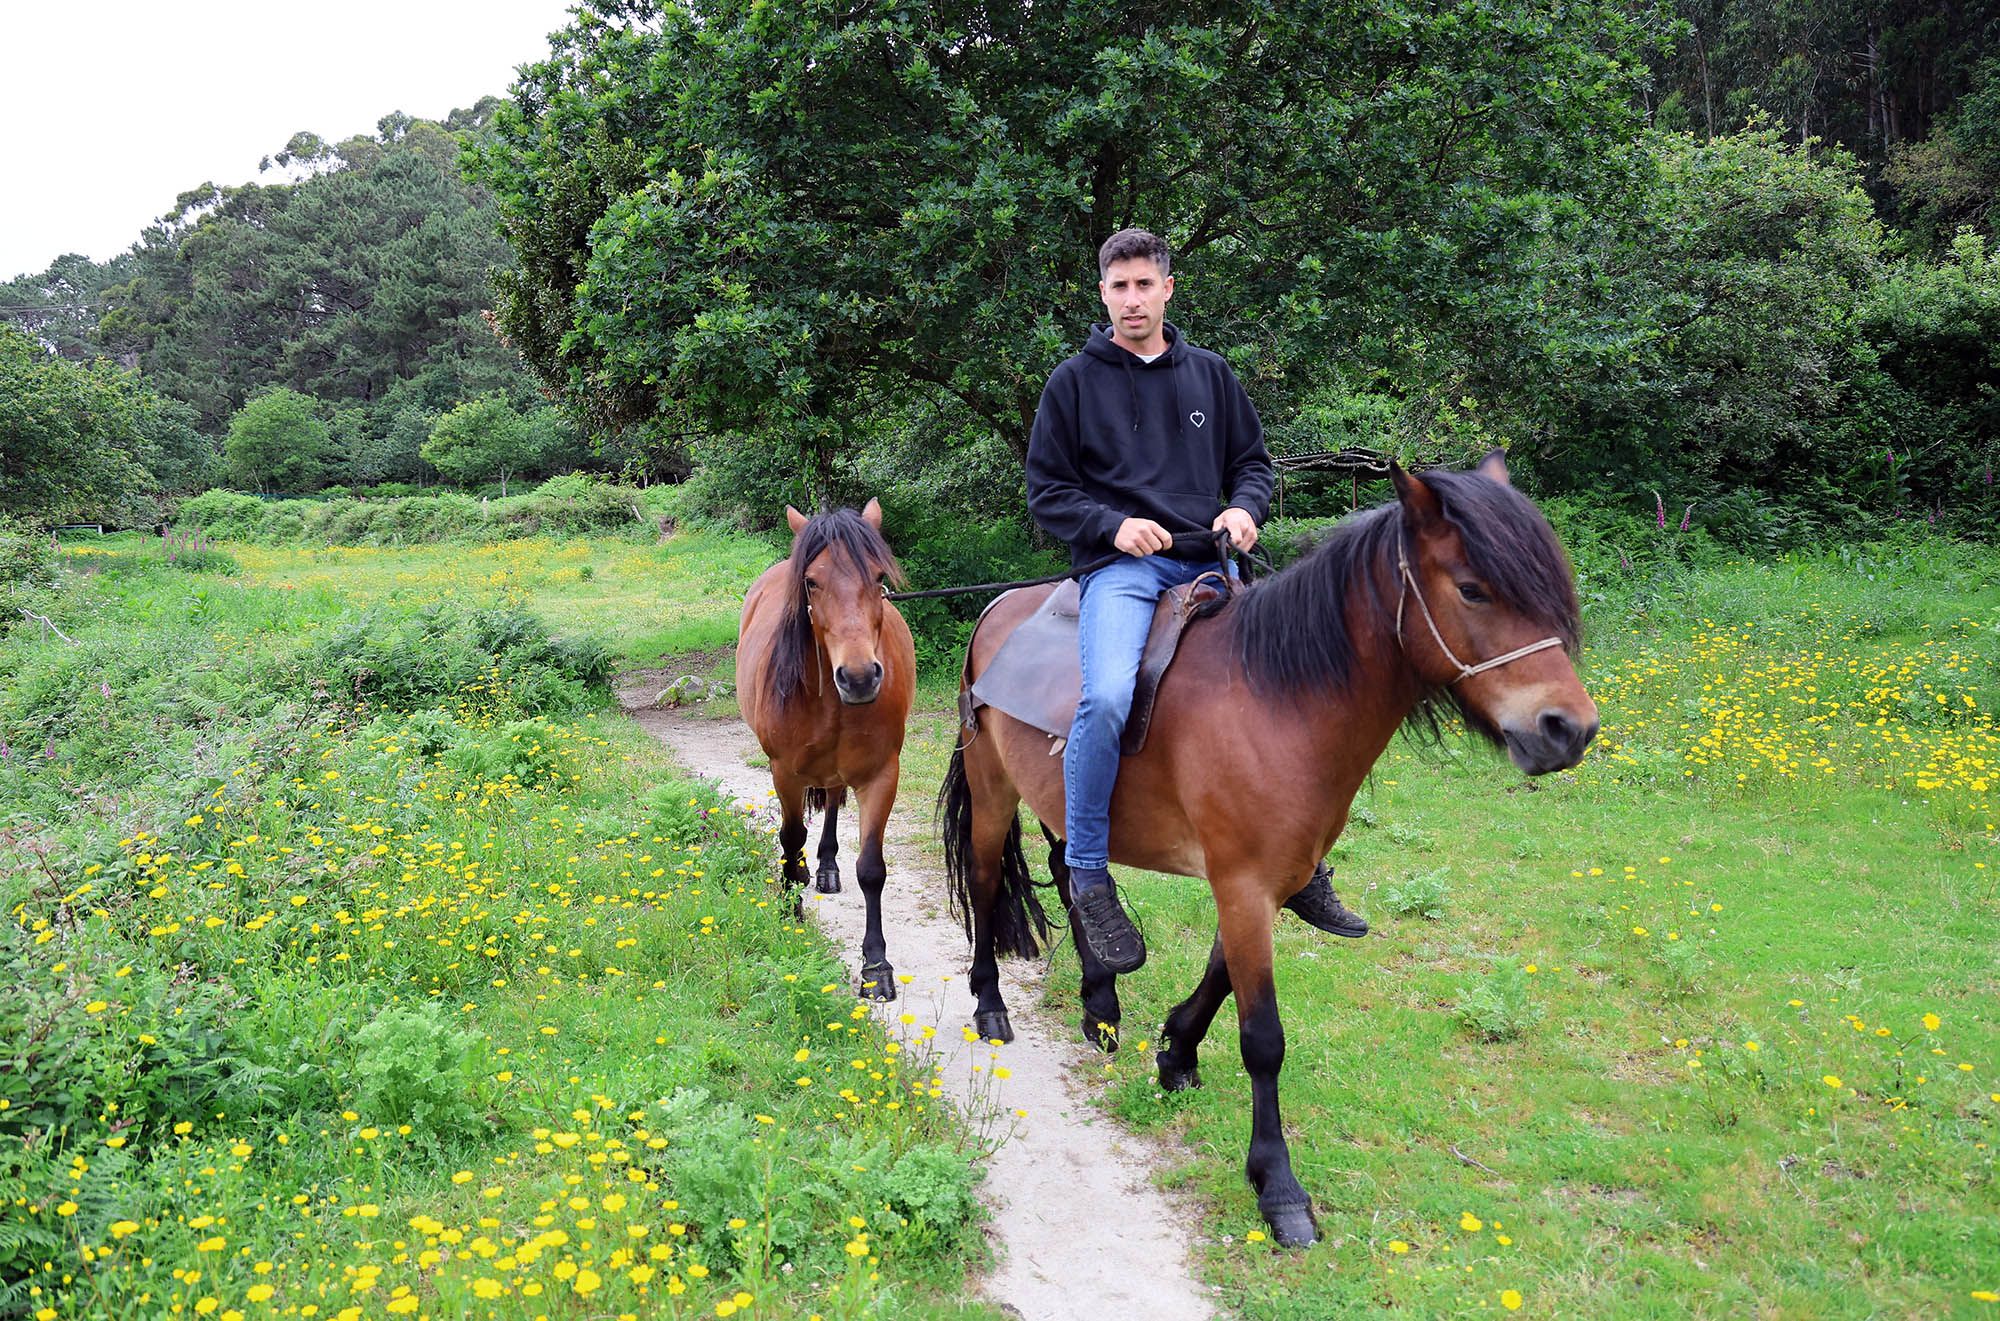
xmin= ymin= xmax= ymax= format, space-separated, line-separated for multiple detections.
xmin=961 ymin=572 xmax=1233 ymax=756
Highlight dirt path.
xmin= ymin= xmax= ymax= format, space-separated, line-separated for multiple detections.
xmin=616 ymin=676 xmax=1217 ymax=1321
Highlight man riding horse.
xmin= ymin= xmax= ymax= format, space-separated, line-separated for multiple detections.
xmin=1024 ymin=226 xmax=1365 ymax=973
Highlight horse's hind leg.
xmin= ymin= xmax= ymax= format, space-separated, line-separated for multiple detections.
xmin=815 ymin=787 xmax=845 ymax=894
xmin=1156 ymin=933 xmax=1231 ymax=1090
xmin=944 ymin=741 xmax=1023 ymax=1043
xmin=851 ymin=770 xmax=896 ymax=1002
xmin=1044 ymin=825 xmax=1122 ymax=1053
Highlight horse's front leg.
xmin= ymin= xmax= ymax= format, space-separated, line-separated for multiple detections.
xmin=771 ymin=768 xmax=811 ymax=914
xmin=815 ymin=787 xmax=845 ymax=893
xmin=1044 ymin=826 xmax=1122 ymax=1052
xmin=851 ymin=766 xmax=897 ymax=1002
xmin=1219 ymin=893 xmax=1318 ymax=1248
xmin=1156 ymin=932 xmax=1231 ymax=1090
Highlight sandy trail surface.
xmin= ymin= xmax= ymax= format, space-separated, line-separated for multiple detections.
xmin=616 ymin=675 xmax=1216 ymax=1321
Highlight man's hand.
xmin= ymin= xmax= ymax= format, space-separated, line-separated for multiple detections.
xmin=1213 ymin=506 xmax=1258 ymax=552
xmin=1114 ymin=516 xmax=1173 ymax=556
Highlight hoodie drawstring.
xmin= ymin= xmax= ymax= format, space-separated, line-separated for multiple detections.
xmin=1119 ymin=351 xmax=1141 ymax=432
xmin=1116 ymin=337 xmax=1184 ymax=438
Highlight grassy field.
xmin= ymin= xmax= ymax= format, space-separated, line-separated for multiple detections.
xmin=14 ymin=525 xmax=1997 ymax=1318
xmin=1 ymin=534 xmax=997 ymax=1321
xmin=715 ymin=530 xmax=2000 ymax=1318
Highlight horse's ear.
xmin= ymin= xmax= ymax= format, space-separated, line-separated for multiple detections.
xmin=1476 ymin=448 xmax=1511 ymax=486
xmin=860 ymin=497 xmax=883 ymax=529
xmin=785 ymin=505 xmax=809 ymax=535
xmin=1390 ymin=463 xmax=1443 ymax=531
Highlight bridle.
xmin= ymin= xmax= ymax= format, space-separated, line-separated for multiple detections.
xmin=1394 ymin=535 xmax=1565 ymax=685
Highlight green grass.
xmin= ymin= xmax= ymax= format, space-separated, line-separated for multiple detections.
xmin=20 ymin=526 xmax=1998 ymax=1319
xmin=0 ymin=540 xmax=998 ymax=1320
xmin=887 ymin=542 xmax=2000 ymax=1319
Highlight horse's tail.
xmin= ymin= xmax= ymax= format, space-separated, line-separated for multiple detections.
xmin=804 ymin=786 xmax=845 ymax=814
xmin=939 ymin=744 xmax=1050 ymax=960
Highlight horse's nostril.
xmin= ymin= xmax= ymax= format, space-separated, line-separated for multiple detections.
xmin=837 ymin=664 xmax=882 ymax=692
xmin=1538 ymin=710 xmax=1577 ymax=746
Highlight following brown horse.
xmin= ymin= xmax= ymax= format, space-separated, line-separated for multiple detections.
xmin=940 ymin=455 xmax=1598 ymax=1245
xmin=737 ymin=499 xmax=914 ymax=1000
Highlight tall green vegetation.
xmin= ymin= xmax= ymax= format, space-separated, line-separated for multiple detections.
xmin=96 ymin=106 xmax=531 ymax=437
xmin=0 ymin=324 xmax=210 ymax=524
xmin=222 ymin=388 xmax=336 ymax=493
xmin=466 ymin=0 xmax=1664 ymax=478
xmin=468 ymin=0 xmax=2000 ymax=545
xmin=422 ymin=395 xmax=540 ymax=495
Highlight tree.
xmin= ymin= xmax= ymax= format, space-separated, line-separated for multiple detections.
xmin=0 ymin=323 xmax=193 ymax=524
xmin=422 ymin=395 xmax=540 ymax=494
xmin=467 ymin=0 xmax=1664 ymax=491
xmin=0 ymin=252 xmax=135 ymax=362
xmin=225 ymin=388 xmax=337 ymax=493
xmin=97 ymin=108 xmax=534 ymax=434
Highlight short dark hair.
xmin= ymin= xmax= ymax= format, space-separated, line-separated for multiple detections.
xmin=1097 ymin=228 xmax=1171 ymax=279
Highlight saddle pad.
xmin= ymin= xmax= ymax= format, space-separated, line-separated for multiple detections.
xmin=967 ymin=575 xmax=1228 ymax=756
xmin=967 ymin=580 xmax=1082 ymax=742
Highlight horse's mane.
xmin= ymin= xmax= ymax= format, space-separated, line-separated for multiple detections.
xmin=1231 ymin=468 xmax=1581 ymax=742
xmin=765 ymin=508 xmax=904 ymax=708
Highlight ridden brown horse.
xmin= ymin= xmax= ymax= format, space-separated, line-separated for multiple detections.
xmin=940 ymin=455 xmax=1598 ymax=1245
xmin=737 ymin=499 xmax=915 ymax=1000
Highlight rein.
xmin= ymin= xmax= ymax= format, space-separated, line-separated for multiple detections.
xmin=885 ymin=530 xmax=1250 ymax=602
xmin=1394 ymin=535 xmax=1565 ymax=684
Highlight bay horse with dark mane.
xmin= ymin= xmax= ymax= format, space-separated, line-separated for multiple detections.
xmin=940 ymin=454 xmax=1597 ymax=1245
xmin=738 ymin=499 xmax=913 ymax=1000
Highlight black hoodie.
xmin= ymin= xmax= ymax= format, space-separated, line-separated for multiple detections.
xmin=1026 ymin=321 xmax=1274 ymax=571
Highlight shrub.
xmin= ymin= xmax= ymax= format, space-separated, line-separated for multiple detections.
xmin=1382 ymin=868 xmax=1450 ymax=920
xmin=174 ymin=489 xmax=267 ymax=540
xmin=1454 ymin=959 xmax=1544 ymax=1041
xmin=311 ymin=602 xmax=610 ymax=711
xmin=163 ymin=548 xmax=239 ymax=574
xmin=0 ymin=516 xmax=56 ymax=588
xmin=350 ymin=1002 xmax=487 ymax=1138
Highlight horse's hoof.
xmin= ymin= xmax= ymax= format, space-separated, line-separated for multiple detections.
xmin=1157 ymin=1057 xmax=1201 ymax=1092
xmin=815 ymin=867 xmax=841 ymax=894
xmin=857 ymin=963 xmax=896 ymax=1002
xmin=1081 ymin=1015 xmax=1120 ymax=1054
xmin=1260 ymin=1198 xmax=1319 ymax=1248
xmin=973 ymin=1011 xmax=1013 ymax=1043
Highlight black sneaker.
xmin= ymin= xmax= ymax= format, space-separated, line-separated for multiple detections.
xmin=1067 ymin=869 xmax=1147 ymax=974
xmin=1285 ymin=864 xmax=1368 ymax=938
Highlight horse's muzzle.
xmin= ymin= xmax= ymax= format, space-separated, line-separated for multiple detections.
xmin=834 ymin=662 xmax=884 ymax=705
xmin=1502 ymin=708 xmax=1598 ymax=775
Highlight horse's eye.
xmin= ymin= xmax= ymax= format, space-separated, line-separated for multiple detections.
xmin=1457 ymin=582 xmax=1488 ymax=604
xmin=804 ymin=578 xmax=820 ymax=593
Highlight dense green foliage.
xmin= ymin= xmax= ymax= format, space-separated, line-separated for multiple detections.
xmin=0 ymin=325 xmax=211 ymax=524
xmin=423 ymin=395 xmax=540 ymax=495
xmin=96 ymin=107 xmax=531 ymax=436
xmin=175 ymin=475 xmax=652 ymax=547
xmin=462 ymin=0 xmax=2000 ymax=547
xmin=469 ymin=0 xmax=1661 ymax=481
xmin=223 ymin=388 xmax=337 ymax=493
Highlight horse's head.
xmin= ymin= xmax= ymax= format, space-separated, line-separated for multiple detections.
xmin=1393 ymin=453 xmax=1598 ymax=774
xmin=784 ymin=498 xmax=905 ymax=705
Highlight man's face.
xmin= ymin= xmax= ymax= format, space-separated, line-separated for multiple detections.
xmin=1099 ymin=255 xmax=1174 ymax=349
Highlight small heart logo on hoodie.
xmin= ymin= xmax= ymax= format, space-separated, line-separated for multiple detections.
xmin=1189 ymin=410 xmax=1206 ymax=428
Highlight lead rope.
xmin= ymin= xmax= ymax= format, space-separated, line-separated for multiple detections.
xmin=1394 ymin=536 xmax=1564 ymax=684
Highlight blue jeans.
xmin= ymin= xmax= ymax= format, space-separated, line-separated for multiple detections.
xmin=1063 ymin=553 xmax=1224 ymax=871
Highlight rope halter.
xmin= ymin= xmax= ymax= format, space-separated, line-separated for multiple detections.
xmin=1394 ymin=536 xmax=1566 ymax=685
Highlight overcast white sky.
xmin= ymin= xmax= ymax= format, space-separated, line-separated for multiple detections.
xmin=0 ymin=0 xmax=577 ymax=282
